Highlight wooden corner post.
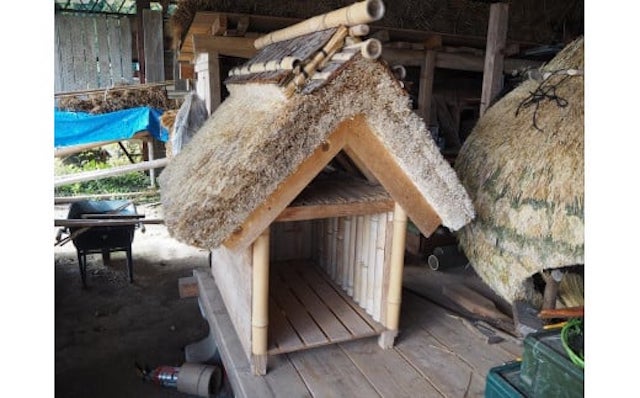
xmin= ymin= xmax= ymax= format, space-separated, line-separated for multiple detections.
xmin=251 ymin=228 xmax=270 ymax=375
xmin=379 ymin=203 xmax=407 ymax=349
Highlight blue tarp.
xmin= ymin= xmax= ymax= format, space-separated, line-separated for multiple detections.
xmin=54 ymin=106 xmax=168 ymax=148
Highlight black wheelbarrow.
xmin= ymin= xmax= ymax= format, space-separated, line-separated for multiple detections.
xmin=57 ymin=200 xmax=143 ymax=288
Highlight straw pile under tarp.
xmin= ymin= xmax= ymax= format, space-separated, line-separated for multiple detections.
xmin=56 ymin=85 xmax=175 ymax=114
xmin=454 ymin=36 xmax=584 ymax=303
xmin=170 ymin=0 xmax=583 ymax=49
xmin=159 ymin=55 xmax=474 ymax=249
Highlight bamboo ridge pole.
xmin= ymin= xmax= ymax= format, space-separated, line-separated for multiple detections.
xmin=254 ymin=0 xmax=385 ymax=50
xmin=284 ymin=25 xmax=350 ymax=97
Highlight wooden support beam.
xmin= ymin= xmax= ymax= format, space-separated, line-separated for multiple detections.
xmin=382 ymin=47 xmax=539 ymax=73
xmin=251 ymin=228 xmax=270 ymax=376
xmin=417 ymin=50 xmax=436 ymax=125
xmin=275 ymin=200 xmax=394 ymax=222
xmin=480 ymin=2 xmax=509 ymax=116
xmin=211 ymin=15 xmax=228 ymax=36
xmin=195 ymin=52 xmax=222 ymax=115
xmin=54 ymin=218 xmax=164 ymax=227
xmin=192 ymin=35 xmax=257 ymax=59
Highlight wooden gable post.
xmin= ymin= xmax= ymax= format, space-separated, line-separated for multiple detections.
xmin=195 ymin=51 xmax=222 ymax=115
xmin=479 ymin=2 xmax=509 ymax=116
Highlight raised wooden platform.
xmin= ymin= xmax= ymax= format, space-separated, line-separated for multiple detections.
xmin=268 ymin=261 xmax=385 ymax=355
xmin=194 ymin=268 xmax=522 ymax=397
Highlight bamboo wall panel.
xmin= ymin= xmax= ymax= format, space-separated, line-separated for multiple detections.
xmin=95 ymin=16 xmax=111 ymax=88
xmin=107 ymin=17 xmax=124 ymax=85
xmin=310 ymin=212 xmax=391 ymax=323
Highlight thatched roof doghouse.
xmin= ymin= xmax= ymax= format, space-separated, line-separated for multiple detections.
xmin=160 ymin=0 xmax=474 ymax=375
xmin=454 ymin=36 xmax=584 ymax=304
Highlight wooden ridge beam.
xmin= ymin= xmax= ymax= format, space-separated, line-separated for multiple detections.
xmin=276 ymin=199 xmax=394 ymax=223
xmin=192 ymin=35 xmax=258 ymax=59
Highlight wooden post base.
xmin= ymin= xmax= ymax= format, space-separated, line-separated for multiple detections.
xmin=251 ymin=354 xmax=268 ymax=376
xmin=378 ymin=330 xmax=398 ymax=349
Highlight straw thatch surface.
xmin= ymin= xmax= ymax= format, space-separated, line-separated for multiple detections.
xmin=159 ymin=55 xmax=474 ymax=249
xmin=454 ymin=36 xmax=584 ymax=303
xmin=170 ymin=0 xmax=583 ymax=49
xmin=56 ymin=85 xmax=175 ymax=114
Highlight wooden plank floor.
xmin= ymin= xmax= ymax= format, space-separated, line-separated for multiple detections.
xmin=269 ymin=260 xmax=385 ymax=355
xmin=195 ymin=269 xmax=522 ymax=398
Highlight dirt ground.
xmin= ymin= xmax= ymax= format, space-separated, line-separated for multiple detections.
xmin=54 ymin=203 xmax=230 ymax=398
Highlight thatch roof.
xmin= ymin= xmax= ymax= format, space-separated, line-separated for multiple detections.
xmin=159 ymin=45 xmax=474 ymax=249
xmin=454 ymin=36 xmax=584 ymax=303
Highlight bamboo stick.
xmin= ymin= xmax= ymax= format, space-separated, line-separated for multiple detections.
xmin=284 ymin=25 xmax=349 ymax=97
xmin=251 ymin=228 xmax=270 ymax=374
xmin=254 ymin=0 xmax=385 ymax=49
xmin=344 ymin=38 xmax=383 ymax=59
xmin=54 ymin=158 xmax=169 ymax=187
xmin=353 ymin=215 xmax=365 ymax=304
xmin=349 ymin=24 xmax=370 ymax=37
xmin=342 ymin=217 xmax=351 ymax=291
xmin=366 ymin=214 xmax=378 ymax=315
xmin=347 ymin=215 xmax=357 ymax=296
xmin=359 ymin=215 xmax=371 ymax=307
xmin=386 ymin=203 xmax=407 ymax=331
xmin=336 ymin=217 xmax=346 ymax=287
xmin=373 ymin=212 xmax=387 ymax=321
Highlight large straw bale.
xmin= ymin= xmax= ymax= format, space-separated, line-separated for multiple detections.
xmin=159 ymin=56 xmax=474 ymax=249
xmin=455 ymin=37 xmax=584 ymax=303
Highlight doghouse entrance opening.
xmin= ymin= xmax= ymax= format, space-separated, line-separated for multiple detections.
xmin=265 ymin=174 xmax=394 ymax=355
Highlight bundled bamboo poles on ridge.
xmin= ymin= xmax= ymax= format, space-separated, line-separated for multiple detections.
xmin=253 ymin=0 xmax=385 ymax=49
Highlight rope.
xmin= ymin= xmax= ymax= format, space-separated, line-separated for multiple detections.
xmin=515 ymin=69 xmax=578 ymax=132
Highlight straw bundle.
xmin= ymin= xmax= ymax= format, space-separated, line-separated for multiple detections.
xmin=57 ymin=85 xmax=174 ymax=114
xmin=454 ymin=36 xmax=584 ymax=303
xmin=159 ymin=55 xmax=473 ymax=249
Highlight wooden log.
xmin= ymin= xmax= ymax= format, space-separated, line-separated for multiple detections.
xmin=254 ymin=0 xmax=385 ymax=49
xmin=251 ymin=228 xmax=270 ymax=376
xmin=418 ymin=50 xmax=436 ymax=125
xmin=480 ymin=2 xmax=509 ymax=116
xmin=54 ymin=158 xmax=169 ymax=187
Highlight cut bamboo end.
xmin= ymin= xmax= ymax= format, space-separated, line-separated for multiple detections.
xmin=254 ymin=0 xmax=385 ymax=49
xmin=345 ymin=38 xmax=382 ymax=59
xmin=349 ymin=24 xmax=370 ymax=37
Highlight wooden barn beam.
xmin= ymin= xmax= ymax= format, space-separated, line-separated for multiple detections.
xmin=192 ymin=35 xmax=257 ymax=59
xmin=480 ymin=2 xmax=509 ymax=116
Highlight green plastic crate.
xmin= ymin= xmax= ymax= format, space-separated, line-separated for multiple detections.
xmin=485 ymin=361 xmax=528 ymax=398
xmin=520 ymin=329 xmax=584 ymax=398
